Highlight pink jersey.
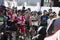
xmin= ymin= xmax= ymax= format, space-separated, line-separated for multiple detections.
xmin=17 ymin=15 xmax=25 ymax=33
xmin=17 ymin=15 xmax=25 ymax=25
xmin=12 ymin=13 xmax=17 ymax=20
xmin=8 ymin=11 xmax=12 ymax=18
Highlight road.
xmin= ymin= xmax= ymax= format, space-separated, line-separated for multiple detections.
xmin=11 ymin=32 xmax=32 ymax=40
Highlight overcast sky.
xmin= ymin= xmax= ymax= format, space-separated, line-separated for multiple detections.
xmin=16 ymin=0 xmax=40 ymax=3
xmin=15 ymin=0 xmax=40 ymax=6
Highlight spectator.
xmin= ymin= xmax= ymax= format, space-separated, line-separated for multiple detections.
xmin=0 ymin=9 xmax=4 ymax=26
xmin=17 ymin=10 xmax=25 ymax=33
xmin=31 ymin=11 xmax=39 ymax=34
xmin=53 ymin=10 xmax=60 ymax=33
xmin=12 ymin=9 xmax=17 ymax=21
xmin=7 ymin=9 xmax=12 ymax=19
xmin=47 ymin=9 xmax=53 ymax=16
xmin=25 ymin=11 xmax=31 ymax=30
xmin=38 ymin=11 xmax=42 ymax=25
xmin=47 ymin=12 xmax=56 ymax=25
xmin=46 ymin=12 xmax=56 ymax=36
xmin=40 ymin=10 xmax=48 ymax=27
xmin=24 ymin=11 xmax=32 ymax=38
xmin=22 ymin=6 xmax=26 ymax=14
xmin=38 ymin=10 xmax=48 ymax=40
xmin=0 ymin=6 xmax=9 ymax=40
xmin=26 ymin=8 xmax=31 ymax=15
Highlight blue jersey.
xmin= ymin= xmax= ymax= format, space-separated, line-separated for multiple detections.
xmin=41 ymin=15 xmax=48 ymax=22
xmin=40 ymin=15 xmax=48 ymax=26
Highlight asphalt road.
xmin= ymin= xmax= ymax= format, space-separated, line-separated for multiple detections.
xmin=11 ymin=32 xmax=32 ymax=40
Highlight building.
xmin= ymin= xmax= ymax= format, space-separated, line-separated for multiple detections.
xmin=0 ymin=0 xmax=4 ymax=5
xmin=53 ymin=0 xmax=60 ymax=7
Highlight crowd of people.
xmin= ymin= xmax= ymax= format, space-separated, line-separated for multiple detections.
xmin=0 ymin=5 xmax=60 ymax=40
